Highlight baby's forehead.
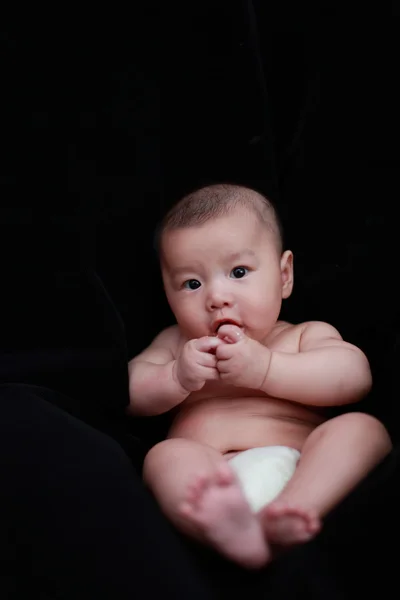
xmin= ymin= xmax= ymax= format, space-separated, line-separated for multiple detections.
xmin=161 ymin=209 xmax=257 ymax=243
xmin=161 ymin=222 xmax=279 ymax=268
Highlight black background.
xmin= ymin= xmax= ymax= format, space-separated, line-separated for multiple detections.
xmin=1 ymin=7 xmax=399 ymax=436
xmin=1 ymin=4 xmax=400 ymax=597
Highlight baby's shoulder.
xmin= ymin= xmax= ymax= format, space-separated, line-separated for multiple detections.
xmin=266 ymin=320 xmax=342 ymax=351
xmin=153 ymin=324 xmax=184 ymax=355
xmin=265 ymin=321 xmax=303 ymax=351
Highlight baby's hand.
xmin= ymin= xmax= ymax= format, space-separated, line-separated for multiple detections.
xmin=174 ymin=336 xmax=222 ymax=393
xmin=215 ymin=325 xmax=271 ymax=389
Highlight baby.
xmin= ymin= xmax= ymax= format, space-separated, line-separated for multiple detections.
xmin=128 ymin=184 xmax=391 ymax=568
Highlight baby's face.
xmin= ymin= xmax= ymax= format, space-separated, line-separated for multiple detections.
xmin=160 ymin=207 xmax=293 ymax=342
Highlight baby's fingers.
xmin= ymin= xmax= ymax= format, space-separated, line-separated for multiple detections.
xmin=217 ymin=324 xmax=244 ymax=344
xmin=201 ymin=365 xmax=220 ymax=380
xmin=197 ymin=352 xmax=218 ymax=368
xmin=195 ymin=336 xmax=223 ymax=354
xmin=215 ymin=343 xmax=234 ymax=360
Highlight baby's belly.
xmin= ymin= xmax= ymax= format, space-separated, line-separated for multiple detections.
xmin=168 ymin=396 xmax=326 ymax=453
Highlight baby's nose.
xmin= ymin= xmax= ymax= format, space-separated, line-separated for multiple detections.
xmin=207 ymin=287 xmax=234 ymax=310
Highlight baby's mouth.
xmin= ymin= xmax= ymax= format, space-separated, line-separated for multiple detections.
xmin=214 ymin=319 xmax=242 ymax=334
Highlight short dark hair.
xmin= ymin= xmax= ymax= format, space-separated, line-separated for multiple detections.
xmin=155 ymin=183 xmax=284 ymax=254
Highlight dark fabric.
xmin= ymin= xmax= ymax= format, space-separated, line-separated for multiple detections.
xmin=1 ymin=5 xmax=400 ymax=599
xmin=0 ymin=384 xmax=217 ymax=599
xmin=187 ymin=448 xmax=399 ymax=599
xmin=2 ymin=261 xmax=129 ymax=417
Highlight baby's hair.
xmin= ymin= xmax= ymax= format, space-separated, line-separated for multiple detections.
xmin=155 ymin=183 xmax=284 ymax=254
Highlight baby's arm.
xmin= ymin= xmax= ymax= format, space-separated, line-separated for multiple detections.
xmin=128 ymin=326 xmax=189 ymax=416
xmin=260 ymin=321 xmax=372 ymax=406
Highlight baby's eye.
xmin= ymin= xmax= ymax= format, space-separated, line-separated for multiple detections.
xmin=230 ymin=266 xmax=248 ymax=279
xmin=183 ymin=279 xmax=201 ymax=290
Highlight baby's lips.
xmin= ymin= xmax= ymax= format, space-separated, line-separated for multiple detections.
xmin=216 ymin=323 xmax=244 ymax=343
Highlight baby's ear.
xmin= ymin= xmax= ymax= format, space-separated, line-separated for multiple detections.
xmin=280 ymin=250 xmax=294 ymax=299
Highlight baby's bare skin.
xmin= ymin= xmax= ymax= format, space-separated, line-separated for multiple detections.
xmin=163 ymin=320 xmax=325 ymax=557
xmin=137 ymin=317 xmax=388 ymax=568
xmin=169 ymin=320 xmax=324 ymax=453
xmin=129 ymin=193 xmax=391 ymax=568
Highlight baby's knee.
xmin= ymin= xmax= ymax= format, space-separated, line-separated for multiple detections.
xmin=333 ymin=412 xmax=392 ymax=454
xmin=143 ymin=440 xmax=168 ymax=483
xmin=143 ymin=439 xmax=190 ymax=484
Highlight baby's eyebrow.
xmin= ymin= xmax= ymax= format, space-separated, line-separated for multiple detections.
xmin=167 ymin=262 xmax=201 ymax=276
xmin=169 ymin=267 xmax=192 ymax=276
xmin=166 ymin=249 xmax=256 ymax=276
xmin=225 ymin=249 xmax=256 ymax=262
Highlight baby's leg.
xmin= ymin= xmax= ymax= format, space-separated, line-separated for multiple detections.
xmin=143 ymin=438 xmax=269 ymax=568
xmin=260 ymin=413 xmax=391 ymax=546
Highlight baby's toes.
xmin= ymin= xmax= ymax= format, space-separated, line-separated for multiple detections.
xmin=186 ymin=475 xmax=208 ymax=503
xmin=266 ymin=502 xmax=290 ymax=518
xmin=179 ymin=501 xmax=195 ymax=519
xmin=214 ymin=462 xmax=235 ymax=486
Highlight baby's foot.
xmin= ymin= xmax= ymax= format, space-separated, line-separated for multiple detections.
xmin=179 ymin=463 xmax=269 ymax=569
xmin=260 ymin=502 xmax=321 ymax=546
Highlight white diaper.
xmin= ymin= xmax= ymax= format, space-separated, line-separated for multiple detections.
xmin=229 ymin=446 xmax=301 ymax=513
